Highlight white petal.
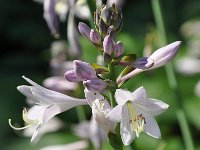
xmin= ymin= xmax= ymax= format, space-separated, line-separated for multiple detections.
xmin=115 ymin=89 xmax=132 ymax=105
xmin=89 ymin=117 xmax=102 ymax=150
xmin=22 ymin=76 xmax=46 ymax=90
xmin=120 ymin=106 xmax=135 ymax=146
xmin=131 ymin=86 xmax=147 ymax=103
xmin=31 ymin=124 xmax=41 ymax=143
xmin=135 ymin=98 xmax=169 ymax=116
xmin=106 ymin=105 xmax=122 ymax=122
xmin=28 ymin=105 xmax=46 ymax=121
xmin=143 ymin=115 xmax=161 ymax=138
xmin=84 ymin=89 xmax=97 ymax=107
xmin=17 ymin=86 xmax=39 ymax=104
xmin=42 ymin=102 xmax=87 ymax=124
xmin=31 ymin=86 xmax=87 ymax=105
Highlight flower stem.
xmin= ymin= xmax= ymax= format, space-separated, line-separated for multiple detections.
xmin=76 ymin=106 xmax=86 ymax=121
xmin=108 ymin=62 xmax=117 ymax=107
xmin=151 ymin=0 xmax=194 ymax=150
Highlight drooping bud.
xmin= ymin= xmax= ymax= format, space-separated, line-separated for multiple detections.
xmin=83 ymin=78 xmax=107 ymax=92
xmin=94 ymin=3 xmax=123 ymax=38
xmin=103 ymin=35 xmax=115 ymax=55
xmin=74 ymin=60 xmax=97 ymax=80
xmin=64 ymin=70 xmax=81 ymax=82
xmin=117 ymin=41 xmax=182 ymax=84
xmin=78 ymin=22 xmax=91 ymax=40
xmin=90 ymin=29 xmax=101 ymax=44
xmin=43 ymin=0 xmax=59 ymax=38
xmin=114 ymin=41 xmax=124 ymax=58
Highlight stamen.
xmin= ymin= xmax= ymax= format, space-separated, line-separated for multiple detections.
xmin=126 ymin=101 xmax=146 ymax=137
xmin=8 ymin=119 xmax=32 ymax=130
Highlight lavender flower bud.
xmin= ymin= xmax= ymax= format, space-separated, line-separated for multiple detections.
xmin=78 ymin=22 xmax=91 ymax=40
xmin=84 ymin=78 xmax=107 ymax=92
xmin=114 ymin=41 xmax=124 ymax=58
xmin=90 ymin=29 xmax=101 ymax=44
xmin=64 ymin=70 xmax=80 ymax=82
xmin=103 ymin=35 xmax=114 ymax=55
xmin=74 ymin=60 xmax=97 ymax=80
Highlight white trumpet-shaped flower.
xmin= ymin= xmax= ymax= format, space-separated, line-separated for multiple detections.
xmin=107 ymin=87 xmax=169 ymax=146
xmin=85 ymin=89 xmax=116 ymax=133
xmin=9 ymin=76 xmax=88 ymax=142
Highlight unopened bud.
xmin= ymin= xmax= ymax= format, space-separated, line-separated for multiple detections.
xmin=64 ymin=70 xmax=80 ymax=82
xmin=90 ymin=29 xmax=101 ymax=44
xmin=78 ymin=22 xmax=91 ymax=40
xmin=101 ymin=5 xmax=112 ymax=26
xmin=94 ymin=3 xmax=123 ymax=37
xmin=114 ymin=41 xmax=124 ymax=58
xmin=103 ymin=35 xmax=114 ymax=55
xmin=74 ymin=60 xmax=97 ymax=80
xmin=83 ymin=78 xmax=107 ymax=92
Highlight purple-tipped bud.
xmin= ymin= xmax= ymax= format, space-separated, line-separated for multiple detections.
xmin=132 ymin=57 xmax=153 ymax=69
xmin=74 ymin=60 xmax=97 ymax=80
xmin=114 ymin=41 xmax=124 ymax=58
xmin=64 ymin=70 xmax=81 ymax=82
xmin=78 ymin=22 xmax=91 ymax=40
xmin=117 ymin=41 xmax=181 ymax=84
xmin=90 ymin=29 xmax=101 ymax=44
xmin=103 ymin=35 xmax=115 ymax=55
xmin=83 ymin=78 xmax=107 ymax=92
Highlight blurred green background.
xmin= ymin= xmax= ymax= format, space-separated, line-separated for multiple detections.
xmin=1 ymin=0 xmax=200 ymax=149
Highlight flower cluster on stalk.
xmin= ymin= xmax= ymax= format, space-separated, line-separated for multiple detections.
xmin=9 ymin=2 xmax=182 ymax=149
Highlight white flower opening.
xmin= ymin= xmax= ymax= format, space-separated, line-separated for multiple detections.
xmin=107 ymin=87 xmax=169 ymax=146
xmin=9 ymin=76 xmax=88 ymax=142
xmin=85 ymin=89 xmax=116 ymax=133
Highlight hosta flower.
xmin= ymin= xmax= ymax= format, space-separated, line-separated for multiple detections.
xmin=9 ymin=76 xmax=88 ymax=142
xmin=107 ymin=87 xmax=169 ymax=145
xmin=85 ymin=89 xmax=116 ymax=133
xmin=117 ymin=41 xmax=181 ymax=84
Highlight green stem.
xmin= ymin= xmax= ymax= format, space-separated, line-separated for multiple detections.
xmin=86 ymin=0 xmax=96 ymax=28
xmin=108 ymin=63 xmax=116 ymax=107
xmin=76 ymin=106 xmax=86 ymax=121
xmin=151 ymin=0 xmax=194 ymax=150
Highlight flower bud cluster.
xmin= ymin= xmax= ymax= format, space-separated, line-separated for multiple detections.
xmin=94 ymin=3 xmax=123 ymax=38
xmin=64 ymin=60 xmax=107 ymax=92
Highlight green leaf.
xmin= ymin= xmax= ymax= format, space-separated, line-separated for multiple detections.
xmin=117 ymin=66 xmax=134 ymax=87
xmin=91 ymin=63 xmax=109 ymax=74
xmin=107 ymin=131 xmax=123 ymax=150
xmin=120 ymin=54 xmax=137 ymax=66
